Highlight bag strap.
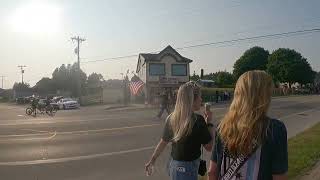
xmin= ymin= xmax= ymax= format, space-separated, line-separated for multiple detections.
xmin=220 ymin=145 xmax=259 ymax=180
xmin=201 ymin=145 xmax=204 ymax=159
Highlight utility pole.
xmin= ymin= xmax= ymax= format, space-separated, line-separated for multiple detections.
xmin=17 ymin=65 xmax=26 ymax=84
xmin=71 ymin=36 xmax=86 ymax=105
xmin=200 ymin=69 xmax=204 ymax=79
xmin=0 ymin=76 xmax=5 ymax=89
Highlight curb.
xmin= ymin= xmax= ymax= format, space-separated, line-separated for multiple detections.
xmin=105 ymin=105 xmax=156 ymax=111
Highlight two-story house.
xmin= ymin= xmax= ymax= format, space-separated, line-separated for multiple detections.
xmin=136 ymin=45 xmax=193 ymax=104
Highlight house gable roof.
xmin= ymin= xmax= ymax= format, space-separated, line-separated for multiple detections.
xmin=136 ymin=45 xmax=193 ymax=73
xmin=142 ymin=45 xmax=193 ymax=63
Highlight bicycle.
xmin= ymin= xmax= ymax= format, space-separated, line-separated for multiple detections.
xmin=26 ymin=105 xmax=57 ymax=116
xmin=25 ymin=106 xmax=37 ymax=116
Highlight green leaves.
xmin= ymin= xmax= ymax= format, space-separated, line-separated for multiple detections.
xmin=267 ymin=48 xmax=315 ymax=86
xmin=214 ymin=71 xmax=235 ymax=87
xmin=34 ymin=77 xmax=54 ymax=94
xmin=232 ymin=46 xmax=315 ymax=86
xmin=51 ymin=63 xmax=87 ymax=96
xmin=233 ymin=46 xmax=269 ymax=79
xmin=13 ymin=82 xmax=30 ymax=91
xmin=315 ymin=72 xmax=320 ymax=85
xmin=87 ymin=73 xmax=104 ymax=86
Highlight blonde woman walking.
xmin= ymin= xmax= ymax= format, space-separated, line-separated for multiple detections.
xmin=208 ymin=70 xmax=288 ymax=180
xmin=145 ymin=81 xmax=215 ymax=180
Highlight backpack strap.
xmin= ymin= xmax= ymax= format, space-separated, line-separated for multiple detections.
xmin=220 ymin=145 xmax=259 ymax=180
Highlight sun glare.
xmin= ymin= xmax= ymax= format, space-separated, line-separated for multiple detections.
xmin=9 ymin=2 xmax=61 ymax=33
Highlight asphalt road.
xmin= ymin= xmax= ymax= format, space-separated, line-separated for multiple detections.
xmin=0 ymin=95 xmax=320 ymax=180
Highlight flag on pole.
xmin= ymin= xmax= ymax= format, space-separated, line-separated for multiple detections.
xmin=129 ymin=79 xmax=144 ymax=96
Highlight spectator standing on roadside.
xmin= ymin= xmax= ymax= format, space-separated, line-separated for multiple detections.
xmin=208 ymin=70 xmax=288 ymax=180
xmin=146 ymin=81 xmax=215 ymax=180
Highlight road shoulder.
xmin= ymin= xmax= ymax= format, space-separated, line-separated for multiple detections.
xmin=299 ymin=161 xmax=320 ymax=180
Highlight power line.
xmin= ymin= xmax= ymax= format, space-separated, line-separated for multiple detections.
xmin=81 ymin=28 xmax=320 ymax=64
xmin=82 ymin=54 xmax=138 ymax=64
xmin=82 ymin=17 xmax=320 ymax=60
xmin=175 ymin=28 xmax=320 ymax=50
xmin=178 ymin=29 xmax=319 ymax=50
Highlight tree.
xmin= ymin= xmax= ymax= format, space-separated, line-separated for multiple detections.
xmin=87 ymin=73 xmax=104 ymax=86
xmin=34 ymin=77 xmax=55 ymax=94
xmin=214 ymin=71 xmax=235 ymax=86
xmin=51 ymin=63 xmax=87 ymax=96
xmin=267 ymin=48 xmax=315 ymax=87
xmin=233 ymin=46 xmax=269 ymax=79
xmin=190 ymin=71 xmax=200 ymax=81
xmin=315 ymin=72 xmax=320 ymax=86
xmin=52 ymin=64 xmax=68 ymax=91
xmin=13 ymin=82 xmax=31 ymax=91
xmin=69 ymin=62 xmax=87 ymax=96
xmin=203 ymin=73 xmax=216 ymax=81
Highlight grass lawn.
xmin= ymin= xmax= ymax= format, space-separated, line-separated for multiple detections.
xmin=288 ymin=122 xmax=320 ymax=179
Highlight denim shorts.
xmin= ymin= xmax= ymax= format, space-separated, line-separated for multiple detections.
xmin=168 ymin=158 xmax=200 ymax=180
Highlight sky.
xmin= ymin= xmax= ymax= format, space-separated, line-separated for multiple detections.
xmin=0 ymin=0 xmax=319 ymax=89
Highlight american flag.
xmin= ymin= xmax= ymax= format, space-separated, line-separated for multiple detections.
xmin=129 ymin=80 xmax=144 ymax=95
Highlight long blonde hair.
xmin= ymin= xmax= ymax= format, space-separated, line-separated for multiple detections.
xmin=219 ymin=70 xmax=273 ymax=155
xmin=169 ymin=81 xmax=201 ymax=142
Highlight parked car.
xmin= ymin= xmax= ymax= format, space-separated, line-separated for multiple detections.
xmin=57 ymin=98 xmax=80 ymax=110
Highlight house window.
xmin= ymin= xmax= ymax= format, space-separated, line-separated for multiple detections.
xmin=149 ymin=63 xmax=165 ymax=76
xmin=172 ymin=64 xmax=187 ymax=76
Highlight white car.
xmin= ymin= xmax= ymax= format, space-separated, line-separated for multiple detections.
xmin=57 ymin=98 xmax=80 ymax=110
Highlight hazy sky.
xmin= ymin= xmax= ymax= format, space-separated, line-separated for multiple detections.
xmin=0 ymin=0 xmax=319 ymax=88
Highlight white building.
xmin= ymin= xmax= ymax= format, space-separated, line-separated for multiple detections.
xmin=136 ymin=45 xmax=193 ymax=104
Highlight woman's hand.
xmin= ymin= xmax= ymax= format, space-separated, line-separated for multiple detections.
xmin=144 ymin=139 xmax=169 ymax=176
xmin=204 ymin=109 xmax=215 ymax=152
xmin=145 ymin=158 xmax=155 ymax=176
xmin=204 ymin=109 xmax=213 ymax=123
